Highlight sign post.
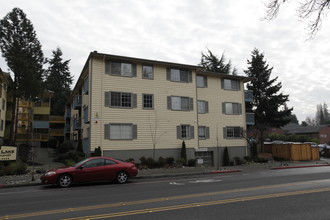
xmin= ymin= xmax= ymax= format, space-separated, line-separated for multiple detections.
xmin=0 ymin=146 xmax=17 ymax=161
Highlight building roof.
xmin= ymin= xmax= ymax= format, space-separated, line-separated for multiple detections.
xmin=285 ymin=124 xmax=330 ymax=134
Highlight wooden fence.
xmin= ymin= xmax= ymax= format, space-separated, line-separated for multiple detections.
xmin=264 ymin=144 xmax=320 ymax=161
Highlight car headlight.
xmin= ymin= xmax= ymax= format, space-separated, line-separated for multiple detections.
xmin=45 ymin=171 xmax=56 ymax=176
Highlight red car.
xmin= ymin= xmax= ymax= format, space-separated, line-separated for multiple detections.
xmin=41 ymin=157 xmax=138 ymax=187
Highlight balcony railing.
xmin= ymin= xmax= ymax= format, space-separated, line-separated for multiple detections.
xmin=49 ymin=129 xmax=64 ymax=136
xmin=73 ymin=95 xmax=82 ymax=109
xmin=49 ymin=116 xmax=65 ymax=123
xmin=246 ymin=112 xmax=255 ymax=125
xmin=244 ymin=90 xmax=253 ymax=103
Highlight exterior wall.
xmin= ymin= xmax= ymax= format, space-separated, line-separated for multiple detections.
xmin=319 ymin=127 xmax=330 ymax=144
xmin=89 ymin=56 xmax=198 ymax=153
xmin=70 ymin=53 xmax=249 ymax=163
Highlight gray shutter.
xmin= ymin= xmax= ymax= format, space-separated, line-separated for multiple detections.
xmin=222 ymin=102 xmax=225 ymax=114
xmin=105 ymin=61 xmax=110 ymax=74
xmin=190 ymin=126 xmax=194 ymax=139
xmin=188 ymin=71 xmax=192 ymax=83
xmin=239 ymin=103 xmax=242 ymax=114
xmin=104 ymin=124 xmax=110 ymax=139
xmin=223 ymin=127 xmax=227 ymax=139
xmin=189 ymin=98 xmax=194 ymax=110
xmin=204 ymin=76 xmax=208 ymax=87
xmin=177 ymin=126 xmax=181 ymax=139
xmin=206 ymin=127 xmax=210 ymax=139
xmin=205 ymin=101 xmax=209 ymax=113
xmin=132 ymin=94 xmax=137 ymax=108
xmin=221 ymin=79 xmax=224 ymax=89
xmin=132 ymin=124 xmax=137 ymax=139
xmin=166 ymin=68 xmax=171 ymax=81
xmin=240 ymin=127 xmax=243 ymax=138
xmin=167 ymin=96 xmax=172 ymax=110
xmin=132 ymin=64 xmax=137 ymax=77
xmin=105 ymin=92 xmax=110 ymax=107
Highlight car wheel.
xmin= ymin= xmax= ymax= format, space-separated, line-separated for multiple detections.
xmin=116 ymin=171 xmax=128 ymax=184
xmin=57 ymin=174 xmax=72 ymax=188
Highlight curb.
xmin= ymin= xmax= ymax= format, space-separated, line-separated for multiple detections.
xmin=210 ymin=170 xmax=241 ymax=174
xmin=271 ymin=164 xmax=330 ymax=170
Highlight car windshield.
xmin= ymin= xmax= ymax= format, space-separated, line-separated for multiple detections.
xmin=72 ymin=158 xmax=89 ymax=167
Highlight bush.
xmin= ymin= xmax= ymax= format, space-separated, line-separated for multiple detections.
xmin=187 ymin=159 xmax=196 ymax=167
xmin=158 ymin=157 xmax=167 ymax=167
xmin=2 ymin=161 xmax=28 ymax=175
xmin=58 ymin=141 xmax=72 ymax=154
xmin=18 ymin=144 xmax=31 ymax=162
xmin=223 ymin=147 xmax=230 ymax=166
xmin=166 ymin=157 xmax=175 ymax=166
xmin=234 ymin=157 xmax=243 ymax=165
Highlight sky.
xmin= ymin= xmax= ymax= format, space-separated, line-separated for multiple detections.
xmin=0 ymin=0 xmax=329 ymax=123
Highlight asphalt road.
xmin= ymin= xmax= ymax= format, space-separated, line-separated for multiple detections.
xmin=1 ymin=166 xmax=330 ymax=220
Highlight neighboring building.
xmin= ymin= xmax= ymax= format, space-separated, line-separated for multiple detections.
xmin=16 ymin=91 xmax=65 ymax=147
xmin=68 ymin=52 xmax=252 ymax=165
xmin=285 ymin=124 xmax=330 ymax=144
xmin=0 ymin=68 xmax=12 ymax=145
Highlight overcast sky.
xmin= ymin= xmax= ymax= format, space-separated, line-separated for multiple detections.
xmin=1 ymin=0 xmax=329 ymax=123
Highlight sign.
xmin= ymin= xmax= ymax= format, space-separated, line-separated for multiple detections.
xmin=0 ymin=146 xmax=17 ymax=161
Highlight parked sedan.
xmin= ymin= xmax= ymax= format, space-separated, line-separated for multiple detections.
xmin=41 ymin=157 xmax=138 ymax=187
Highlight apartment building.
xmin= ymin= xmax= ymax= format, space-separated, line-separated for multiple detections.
xmin=69 ymin=52 xmax=252 ymax=165
xmin=0 ymin=68 xmax=12 ymax=145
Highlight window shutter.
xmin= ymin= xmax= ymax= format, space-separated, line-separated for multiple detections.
xmin=132 ymin=124 xmax=138 ymax=139
xmin=166 ymin=68 xmax=171 ymax=81
xmin=221 ymin=79 xmax=224 ymax=89
xmin=206 ymin=127 xmax=210 ymax=139
xmin=167 ymin=96 xmax=172 ymax=110
xmin=188 ymin=71 xmax=192 ymax=83
xmin=222 ymin=102 xmax=225 ymax=114
xmin=223 ymin=127 xmax=227 ymax=139
xmin=205 ymin=101 xmax=209 ymax=113
xmin=105 ymin=92 xmax=110 ymax=107
xmin=189 ymin=98 xmax=194 ymax=110
xmin=132 ymin=94 xmax=137 ymax=108
xmin=132 ymin=64 xmax=137 ymax=77
xmin=105 ymin=61 xmax=110 ymax=74
xmin=104 ymin=124 xmax=110 ymax=139
xmin=239 ymin=103 xmax=242 ymax=114
xmin=204 ymin=76 xmax=208 ymax=88
xmin=240 ymin=127 xmax=243 ymax=138
xmin=177 ymin=126 xmax=181 ymax=139
xmin=190 ymin=126 xmax=194 ymax=139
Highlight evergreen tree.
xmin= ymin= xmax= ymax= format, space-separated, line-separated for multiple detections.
xmin=244 ymin=48 xmax=292 ymax=152
xmin=181 ymin=141 xmax=187 ymax=164
xmin=199 ymin=49 xmax=236 ymax=75
xmin=0 ymin=8 xmax=45 ymax=142
xmin=45 ymin=47 xmax=72 ymax=115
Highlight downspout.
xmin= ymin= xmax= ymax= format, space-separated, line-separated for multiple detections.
xmin=195 ymin=69 xmax=200 ymax=150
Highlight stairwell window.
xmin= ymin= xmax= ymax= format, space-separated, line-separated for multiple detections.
xmin=142 ymin=65 xmax=153 ymax=79
xmin=198 ymin=126 xmax=210 ymax=139
xmin=198 ymin=100 xmax=209 ymax=114
xmin=196 ymin=75 xmax=207 ymax=88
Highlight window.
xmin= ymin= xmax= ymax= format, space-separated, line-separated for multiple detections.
xmin=168 ymin=96 xmax=193 ymax=111
xmin=198 ymin=101 xmax=209 ymax=114
xmin=105 ymin=159 xmax=117 ymax=165
xmin=167 ymin=68 xmax=192 ymax=83
xmin=224 ymin=127 xmax=243 ymax=139
xmin=83 ymin=107 xmax=89 ymax=124
xmin=105 ymin=91 xmax=137 ymax=108
xmin=196 ymin=75 xmax=207 ymax=88
xmin=105 ymin=61 xmax=137 ymax=77
xmin=142 ymin=65 xmax=153 ymax=79
xmin=83 ymin=76 xmax=89 ymax=94
xmin=143 ymin=94 xmax=154 ymax=109
xmin=222 ymin=79 xmax=240 ymax=90
xmin=198 ymin=126 xmax=210 ymax=139
xmin=84 ymin=159 xmax=104 ymax=168
xmin=177 ymin=125 xmax=194 ymax=139
xmin=104 ymin=123 xmax=137 ymax=140
xmin=223 ymin=103 xmax=242 ymax=115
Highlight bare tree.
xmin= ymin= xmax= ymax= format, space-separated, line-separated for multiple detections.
xmin=148 ymin=111 xmax=166 ymax=160
xmin=264 ymin=0 xmax=330 ymax=38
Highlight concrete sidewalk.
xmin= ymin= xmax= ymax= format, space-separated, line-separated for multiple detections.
xmin=1 ymin=158 xmax=330 ymax=188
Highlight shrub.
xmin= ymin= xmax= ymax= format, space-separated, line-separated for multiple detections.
xmin=18 ymin=144 xmax=31 ymax=162
xmin=181 ymin=141 xmax=187 ymax=164
xmin=223 ymin=147 xmax=230 ymax=166
xmin=187 ymin=159 xmax=196 ymax=167
xmin=3 ymin=161 xmax=28 ymax=175
xmin=166 ymin=157 xmax=175 ymax=166
xmin=158 ymin=157 xmax=167 ymax=167
xmin=234 ymin=157 xmax=243 ymax=165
